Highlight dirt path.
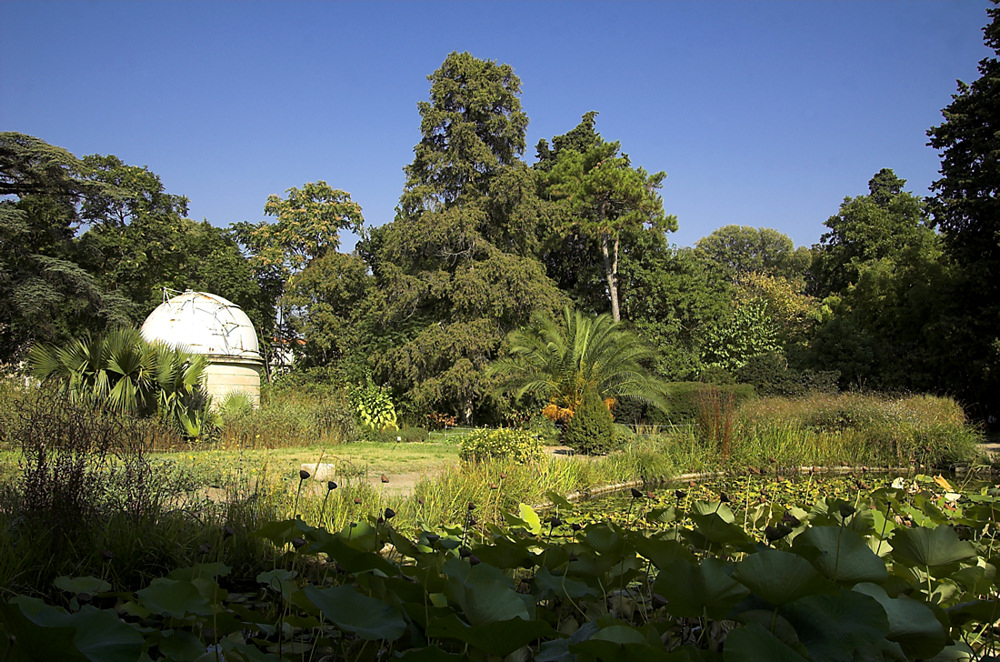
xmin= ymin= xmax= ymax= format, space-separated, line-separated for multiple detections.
xmin=358 ymin=471 xmax=439 ymax=495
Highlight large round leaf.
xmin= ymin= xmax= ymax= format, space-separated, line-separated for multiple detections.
xmin=793 ymin=526 xmax=888 ymax=584
xmin=734 ymin=548 xmax=833 ymax=606
xmin=301 ymin=584 xmax=406 ymax=641
xmin=780 ymin=590 xmax=890 ymax=662
xmin=853 ymin=582 xmax=947 ymax=660
xmin=723 ymin=623 xmax=810 ymax=662
xmin=890 ymin=526 xmax=976 ymax=569
xmin=653 ymin=558 xmax=749 ymax=620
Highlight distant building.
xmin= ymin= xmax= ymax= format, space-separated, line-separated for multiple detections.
xmin=141 ymin=290 xmax=264 ymax=406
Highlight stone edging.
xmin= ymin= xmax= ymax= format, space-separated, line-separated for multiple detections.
xmin=538 ymin=465 xmax=909 ymax=511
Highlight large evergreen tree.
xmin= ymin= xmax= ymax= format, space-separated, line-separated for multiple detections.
xmin=0 ymin=134 xmax=130 ymax=360
xmin=365 ymin=53 xmax=564 ymax=423
xmin=536 ymin=114 xmax=675 ymax=321
xmin=810 ymin=169 xmax=933 ymax=297
xmin=927 ymin=2 xmax=1000 ymax=421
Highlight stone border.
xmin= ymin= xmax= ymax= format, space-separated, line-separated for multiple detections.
xmin=542 ymin=465 xmax=911 ymax=510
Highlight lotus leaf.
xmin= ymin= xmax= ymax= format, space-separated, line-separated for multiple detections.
xmin=534 ymin=566 xmax=600 ymax=600
xmin=734 ymin=548 xmax=833 ymax=606
xmin=632 ymin=534 xmax=695 ymax=570
xmin=583 ymin=521 xmax=627 ymax=554
xmin=653 ymin=558 xmax=750 ymax=619
xmin=157 ymin=629 xmax=205 ymax=661
xmin=946 ymin=599 xmax=1000 ymax=628
xmin=301 ymin=584 xmax=406 ymax=641
xmin=53 ymin=576 xmax=112 ymax=596
xmin=779 ymin=590 xmax=891 ymax=662
xmin=4 ymin=597 xmax=143 ymax=662
xmin=137 ymin=578 xmax=214 ymax=618
xmin=853 ymin=582 xmax=947 ymax=659
xmin=426 ymin=612 xmax=557 ymax=657
xmin=723 ymin=623 xmax=809 ymax=661
xmin=890 ymin=525 xmax=976 ymax=569
xmin=793 ymin=526 xmax=888 ymax=584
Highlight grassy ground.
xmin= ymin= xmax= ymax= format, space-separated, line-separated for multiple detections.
xmin=0 ymin=389 xmax=991 ymax=598
xmin=146 ymin=428 xmax=473 ymax=495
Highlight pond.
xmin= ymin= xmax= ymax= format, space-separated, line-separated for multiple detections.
xmin=564 ymin=470 xmax=998 ymax=535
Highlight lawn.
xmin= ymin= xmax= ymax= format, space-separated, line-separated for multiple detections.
xmin=149 ymin=437 xmax=464 ymax=495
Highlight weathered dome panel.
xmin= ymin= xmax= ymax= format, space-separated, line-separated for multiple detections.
xmin=141 ymin=290 xmax=262 ymax=361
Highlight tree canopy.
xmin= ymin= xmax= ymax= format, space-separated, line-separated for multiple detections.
xmin=10 ymin=15 xmax=1000 ymax=426
xmin=925 ymin=2 xmax=1000 ymax=419
xmin=694 ymin=225 xmax=811 ymax=282
xmin=536 ymin=113 xmax=676 ymax=321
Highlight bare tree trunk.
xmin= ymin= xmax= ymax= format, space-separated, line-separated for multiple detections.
xmin=600 ymin=233 xmax=620 ymax=322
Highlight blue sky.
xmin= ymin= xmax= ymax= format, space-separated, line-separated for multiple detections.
xmin=0 ymin=1 xmax=991 ymax=251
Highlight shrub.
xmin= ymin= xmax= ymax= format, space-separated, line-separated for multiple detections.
xmin=527 ymin=414 xmax=561 ymax=444
xmin=736 ymin=352 xmax=839 ymax=397
xmin=399 ymin=426 xmax=429 ymax=442
xmin=563 ymin=388 xmax=617 ymax=455
xmin=361 ymin=427 xmax=403 ymax=443
xmin=459 ymin=428 xmax=543 ymax=463
xmin=350 ymin=377 xmax=398 ymax=432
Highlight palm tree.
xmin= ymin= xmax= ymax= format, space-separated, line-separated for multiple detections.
xmin=29 ymin=328 xmax=208 ymax=427
xmin=488 ymin=307 xmax=667 ymax=417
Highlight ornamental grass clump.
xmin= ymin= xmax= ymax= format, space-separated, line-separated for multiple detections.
xmin=732 ymin=392 xmax=981 ymax=469
xmin=217 ymin=387 xmax=358 ymax=449
xmin=0 ymin=385 xmax=206 ymax=593
xmin=458 ymin=428 xmax=543 ymax=464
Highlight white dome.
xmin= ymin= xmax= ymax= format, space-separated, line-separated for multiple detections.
xmin=141 ymin=290 xmax=262 ymax=361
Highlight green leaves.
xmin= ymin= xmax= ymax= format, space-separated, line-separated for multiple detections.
xmin=890 ymin=525 xmax=977 ymax=570
xmin=300 ymin=585 xmax=406 ymax=642
xmin=488 ymin=306 xmax=668 ymax=421
xmin=854 ymin=583 xmax=948 ymax=659
xmin=28 ymin=327 xmax=210 ymax=435
xmin=653 ymin=558 xmax=750 ymax=619
xmin=350 ymin=376 xmax=398 ymax=433
xmin=1 ymin=597 xmax=143 ymax=662
xmin=3 ymin=470 xmax=997 ymax=661
xmin=734 ymin=549 xmax=833 ymax=606
xmin=793 ymin=525 xmax=888 ymax=584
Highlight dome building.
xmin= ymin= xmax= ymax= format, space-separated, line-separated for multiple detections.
xmin=141 ymin=290 xmax=264 ymax=406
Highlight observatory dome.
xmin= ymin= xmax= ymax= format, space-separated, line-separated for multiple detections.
xmin=141 ymin=290 xmax=261 ymax=360
xmin=141 ymin=290 xmax=264 ymax=405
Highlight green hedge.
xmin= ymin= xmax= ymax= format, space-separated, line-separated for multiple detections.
xmin=399 ymin=426 xmax=429 ymax=442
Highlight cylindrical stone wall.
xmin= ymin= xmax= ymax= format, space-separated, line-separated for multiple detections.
xmin=203 ymin=356 xmax=263 ymax=407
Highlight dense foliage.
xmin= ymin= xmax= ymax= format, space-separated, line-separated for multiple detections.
xmin=1 ymin=471 xmax=997 ymax=661
xmin=562 ymin=386 xmax=617 ymax=455
xmin=4 ymin=4 xmax=1000 ymax=426
xmin=458 ymin=427 xmax=544 ymax=463
xmin=28 ymin=328 xmax=211 ymax=438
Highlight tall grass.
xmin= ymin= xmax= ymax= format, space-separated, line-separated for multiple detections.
xmin=284 ymin=434 xmax=699 ymax=537
xmin=723 ymin=392 xmax=983 ymax=470
xmin=213 ymin=386 xmax=358 ymax=449
xmin=0 ymin=385 xmax=281 ymax=597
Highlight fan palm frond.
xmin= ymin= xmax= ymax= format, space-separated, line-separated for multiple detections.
xmin=488 ymin=306 xmax=667 ymax=413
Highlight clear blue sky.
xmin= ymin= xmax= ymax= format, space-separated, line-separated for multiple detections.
xmin=1 ymin=1 xmax=991 ymax=251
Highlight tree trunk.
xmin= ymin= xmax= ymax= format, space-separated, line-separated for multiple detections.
xmin=600 ymin=233 xmax=620 ymax=322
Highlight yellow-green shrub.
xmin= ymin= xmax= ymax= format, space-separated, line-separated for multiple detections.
xmin=459 ymin=428 xmax=543 ymax=463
